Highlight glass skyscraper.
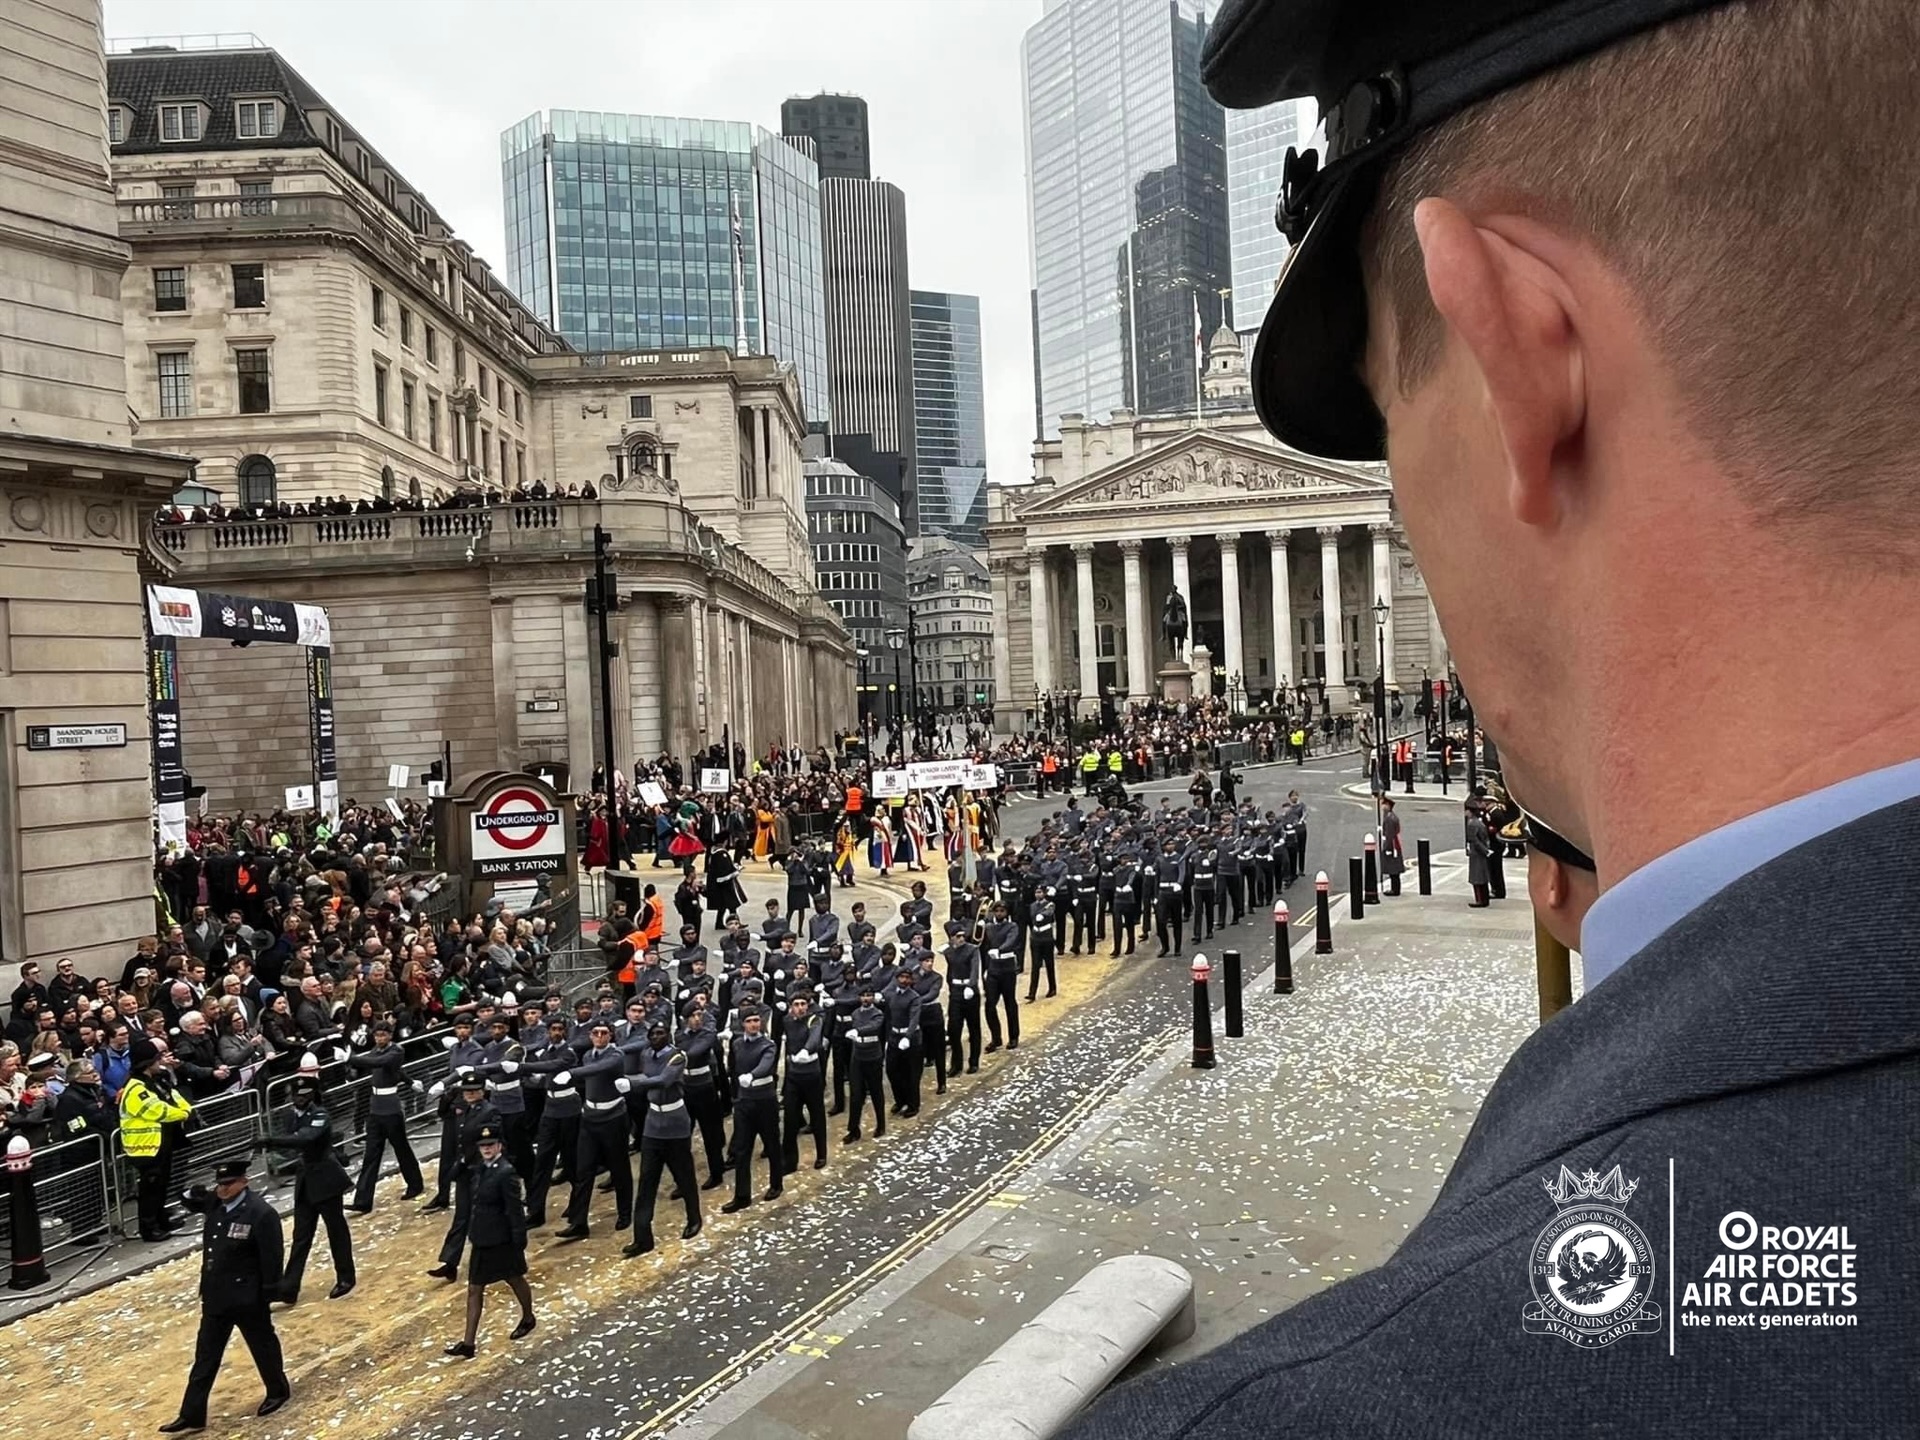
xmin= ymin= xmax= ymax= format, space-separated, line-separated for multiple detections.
xmin=1226 ymin=98 xmax=1320 ymax=339
xmin=1022 ymin=0 xmax=1230 ymax=435
xmin=909 ymin=290 xmax=988 ymax=546
xmin=501 ymin=110 xmax=830 ymax=424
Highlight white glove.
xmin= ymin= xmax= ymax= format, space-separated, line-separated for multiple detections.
xmin=793 ymin=1049 xmax=814 ymax=1063
xmin=719 ymin=1030 xmax=733 ymax=1042
xmin=428 ymin=1080 xmax=446 ymax=1097
xmin=773 ymin=969 xmax=786 ymax=981
xmin=963 ymin=986 xmax=975 ymax=1001
xmin=500 ymin=1059 xmax=519 ymax=1075
xmin=897 ymin=1037 xmax=911 ymax=1051
xmin=553 ymin=1070 xmax=572 ymax=1087
xmin=442 ymin=1035 xmax=458 ymax=1050
xmin=614 ymin=1075 xmax=632 ymax=1094
xmin=411 ymin=1079 xmax=425 ymax=1093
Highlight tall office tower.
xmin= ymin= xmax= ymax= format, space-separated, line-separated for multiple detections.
xmin=909 ymin=290 xmax=988 ymax=546
xmin=783 ymin=98 xmax=917 ymax=529
xmin=779 ymin=93 xmax=871 ymax=181
xmin=1226 ymin=98 xmax=1319 ymax=338
xmin=1022 ymin=0 xmax=1230 ymax=435
xmin=502 ymin=110 xmax=830 ymax=424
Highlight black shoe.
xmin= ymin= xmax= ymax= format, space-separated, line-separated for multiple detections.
xmin=1047 ymin=990 xmax=1058 ymax=998
xmin=682 ymin=1217 xmax=703 ymax=1240
xmin=444 ymin=1341 xmax=476 ymax=1359
xmin=700 ymin=1175 xmax=725 ymax=1191
xmin=329 ymin=1281 xmax=355 ymax=1300
xmin=812 ymin=1157 xmax=828 ymax=1170
xmin=402 ymin=1187 xmax=426 ymax=1200
xmin=966 ymin=1065 xmax=979 ymax=1075
xmin=158 ymin=1420 xmax=204 ymax=1433
xmin=257 ymin=1395 xmax=290 ymax=1418
xmin=426 ymin=1264 xmax=457 ymax=1281
xmin=139 ymin=1229 xmax=168 ymax=1243
xmin=827 ymin=1104 xmax=844 ymax=1117
xmin=345 ymin=1205 xmax=373 ymax=1216
xmin=553 ymin=1225 xmax=590 ymax=1243
xmin=511 ymin=1315 xmax=537 ymax=1341
xmin=598 ymin=1179 xmax=615 ymax=1193
xmin=984 ymin=1042 xmax=1001 ymax=1054
xmin=614 ymin=1214 xmax=632 ymax=1231
xmin=763 ymin=1186 xmax=783 ymax=1201
xmin=621 ymin=1232 xmax=656 ymax=1257
xmin=875 ymin=1125 xmax=887 ymax=1137
xmin=1008 ymin=1040 xmax=1020 ymax=1049
xmin=420 ymin=1197 xmax=450 ymax=1213
xmin=844 ymin=1131 xmax=861 ymax=1144
xmin=669 ymin=1188 xmax=683 ymax=1202
xmin=721 ymin=1197 xmax=751 ymax=1213
xmin=936 ymin=1084 xmax=947 ymax=1095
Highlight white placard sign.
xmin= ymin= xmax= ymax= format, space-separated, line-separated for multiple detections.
xmin=284 ymin=784 xmax=315 ymax=811
xmin=906 ymin=759 xmax=968 ymax=790
xmin=425 ymin=780 xmax=447 ymax=798
xmin=387 ymin=763 xmax=410 ymax=789
xmin=637 ymin=781 xmax=669 ymax=806
xmin=698 ymin=768 xmax=732 ymax=794
xmin=384 ymin=797 xmax=405 ymax=821
xmin=871 ymin=768 xmax=909 ymax=798
xmin=469 ymin=781 xmax=567 ymax=878
xmin=964 ymin=763 xmax=1000 ymax=791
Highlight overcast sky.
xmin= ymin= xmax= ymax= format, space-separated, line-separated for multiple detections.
xmin=105 ymin=0 xmax=1043 ymax=492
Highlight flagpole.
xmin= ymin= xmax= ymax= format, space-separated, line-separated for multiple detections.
xmin=1193 ymin=291 xmax=1204 ymax=425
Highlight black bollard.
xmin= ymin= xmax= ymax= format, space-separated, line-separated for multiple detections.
xmin=1314 ymin=872 xmax=1334 ymax=954
xmin=1191 ymin=954 xmax=1216 ymax=1068
xmin=1417 ymin=838 xmax=1433 ymax=896
xmin=1273 ymin=899 xmax=1294 ymax=994
xmin=6 ymin=1137 xmax=50 ymax=1291
xmin=1348 ymin=857 xmax=1365 ymax=920
xmin=1364 ymin=834 xmax=1381 ymax=905
xmin=1224 ymin=949 xmax=1243 ymax=1038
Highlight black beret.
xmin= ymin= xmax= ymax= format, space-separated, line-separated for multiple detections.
xmin=1201 ymin=0 xmax=1738 ymax=460
xmin=214 ymin=1159 xmax=252 ymax=1182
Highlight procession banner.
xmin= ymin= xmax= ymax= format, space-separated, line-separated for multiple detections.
xmin=871 ymin=768 xmax=910 ymax=799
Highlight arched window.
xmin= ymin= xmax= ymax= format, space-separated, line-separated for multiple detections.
xmin=407 ymin=474 xmax=422 ymax=505
xmin=380 ymin=465 xmax=396 ymax=501
xmin=629 ymin=438 xmax=659 ymax=474
xmin=237 ymin=454 xmax=276 ymax=508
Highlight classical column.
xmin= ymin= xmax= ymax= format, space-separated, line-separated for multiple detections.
xmin=1119 ymin=539 xmax=1150 ymax=704
xmin=1266 ymin=528 xmax=1293 ymax=690
xmin=1168 ymin=535 xmax=1193 ymax=620
xmin=659 ymin=596 xmax=696 ymax=764
xmin=625 ymin=594 xmax=664 ymax=757
xmin=1370 ymin=523 xmax=1396 ymax=686
xmin=1026 ymin=548 xmax=1054 ymax=695
xmin=1219 ymin=534 xmax=1244 ymax=693
xmin=1319 ymin=526 xmax=1348 ymax=700
xmin=990 ymin=560 xmax=1015 ymax=715
xmin=1072 ymin=542 xmax=1098 ymax=703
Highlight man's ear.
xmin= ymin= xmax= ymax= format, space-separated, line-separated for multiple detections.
xmin=1414 ymin=198 xmax=1585 ymax=529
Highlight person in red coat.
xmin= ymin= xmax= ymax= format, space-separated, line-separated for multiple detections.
xmin=583 ymin=805 xmax=610 ymax=871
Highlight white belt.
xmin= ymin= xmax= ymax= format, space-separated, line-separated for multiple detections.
xmin=489 ymin=1079 xmax=520 ymax=1091
xmin=586 ymin=1098 xmax=625 ymax=1112
xmin=371 ymin=1086 xmax=399 ymax=1096
xmin=1116 ymin=885 xmax=1132 ymax=893
xmin=649 ymin=1099 xmax=685 ymax=1113
xmin=853 ymin=1034 xmax=879 ymax=1045
xmin=741 ymin=1075 xmax=773 ymax=1088
xmin=1160 ymin=882 xmax=1179 ymax=890
xmin=989 ymin=950 xmax=1006 ymax=959
xmin=684 ymin=1066 xmax=711 ymax=1077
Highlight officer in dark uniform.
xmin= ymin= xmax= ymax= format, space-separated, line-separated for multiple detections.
xmin=618 ymin=1021 xmax=701 ymax=1256
xmin=1109 ymin=850 xmax=1142 ymax=957
xmin=555 ymin=1022 xmax=632 ymax=1240
xmin=427 ymin=1068 xmax=498 ymax=1280
xmin=1189 ymin=840 xmax=1218 ymax=944
xmin=443 ymin=1123 xmax=535 ymax=1359
xmin=842 ymin=982 xmax=888 ymax=1141
xmin=942 ymin=919 xmax=984 ymax=1075
xmin=159 ymin=1159 xmax=291 ymax=1433
xmin=885 ymin=967 xmax=925 ymax=1116
xmin=518 ymin=1018 xmax=583 ymax=1228
xmin=261 ymin=1076 xmax=355 ymax=1303
xmin=721 ymin=1008 xmax=782 ymax=1211
xmin=1026 ymin=887 xmax=1059 ymax=1000
xmin=423 ymin=1015 xmax=487 ymax=1212
xmin=981 ymin=902 xmax=1022 ymax=1052
xmin=780 ymin=992 xmax=830 ymax=1173
xmin=676 ymin=1002 xmax=729 ymax=1189
xmin=912 ymin=952 xmax=946 ymax=1099
xmin=345 ymin=1018 xmax=423 ymax=1212
xmin=899 ymin=883 xmax=933 ymax=943
xmin=1154 ymin=841 xmax=1187 ymax=956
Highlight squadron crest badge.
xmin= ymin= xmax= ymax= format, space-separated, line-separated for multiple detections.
xmin=1521 ymin=1165 xmax=1661 ymax=1347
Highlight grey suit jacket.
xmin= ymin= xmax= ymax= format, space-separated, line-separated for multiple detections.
xmin=1065 ymin=800 xmax=1920 ymax=1438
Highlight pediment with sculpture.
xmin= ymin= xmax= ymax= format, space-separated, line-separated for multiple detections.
xmin=1015 ymin=432 xmax=1390 ymax=518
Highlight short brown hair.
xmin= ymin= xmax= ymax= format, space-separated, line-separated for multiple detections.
xmin=1363 ymin=0 xmax=1920 ymax=532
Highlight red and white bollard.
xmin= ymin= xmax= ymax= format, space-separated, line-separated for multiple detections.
xmin=1190 ymin=954 xmax=1215 ymax=1069
xmin=1315 ymin=872 xmax=1334 ymax=955
xmin=6 ymin=1136 xmax=49 ymax=1291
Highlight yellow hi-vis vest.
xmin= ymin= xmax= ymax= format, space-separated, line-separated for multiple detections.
xmin=118 ymin=1076 xmax=193 ymax=1158
xmin=1080 ymin=751 xmax=1100 ymax=774
xmin=1107 ymin=751 xmax=1124 ymax=773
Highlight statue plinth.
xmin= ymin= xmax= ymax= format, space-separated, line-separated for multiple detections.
xmin=1191 ymin=644 xmax=1214 ymax=700
xmin=1157 ymin=660 xmax=1194 ymax=703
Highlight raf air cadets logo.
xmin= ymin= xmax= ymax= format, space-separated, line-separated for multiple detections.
xmin=1521 ymin=1165 xmax=1661 ymax=1348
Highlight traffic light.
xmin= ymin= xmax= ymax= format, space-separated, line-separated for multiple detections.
xmin=424 ymin=760 xmax=445 ymax=786
xmin=181 ymin=771 xmax=207 ymax=800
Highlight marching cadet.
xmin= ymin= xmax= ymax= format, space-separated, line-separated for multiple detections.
xmin=760 ymin=896 xmax=789 ymax=950
xmin=158 ymin=1158 xmax=292 ymax=1434
xmin=1026 ymin=887 xmax=1059 ymax=1001
xmin=516 ymin=1001 xmax=547 ymax=1052
xmin=442 ymin=1123 xmax=536 ymax=1359
xmin=565 ymin=997 xmax=599 ymax=1048
xmin=824 ymin=948 xmax=861 ymax=1116
xmin=1251 ymin=820 xmax=1276 ymax=905
xmin=883 ymin=963 xmax=921 ymax=1121
xmin=261 ymin=1075 xmax=355 ymax=1304
xmin=1066 ymin=847 xmax=1095 ymax=954
xmin=981 ymin=902 xmax=1023 ymax=1053
xmin=1109 ymin=848 xmax=1141 ymax=957
xmin=780 ymin=992 xmax=830 ymax=1174
xmin=345 ymin=1018 xmax=423 ymax=1213
xmin=721 ymin=1008 xmax=783 ymax=1212
xmin=518 ymin=1018 xmax=582 ymax=1229
xmin=946 ymin=853 xmax=968 ymax=922
xmin=424 ymin=1015 xmax=488 ymax=1213
xmin=671 ymin=925 xmax=709 ymax=982
xmin=479 ymin=1032 xmax=534 ymax=1184
xmin=846 ymin=900 xmax=876 ymax=950
xmin=719 ymin=952 xmax=763 ymax=1018
xmin=617 ymin=1021 xmax=702 ymax=1256
xmin=914 ymin=952 xmax=948 ymax=1097
xmin=1283 ymin=791 xmax=1308 ymax=879
xmin=676 ymin=1000 xmax=729 ymax=1189
xmin=1189 ymin=840 xmax=1218 ymax=944
xmin=842 ymin=982 xmax=889 ymax=1141
xmin=554 ymin=1023 xmax=633 ymax=1241
xmin=805 ymin=893 xmax=841 ymax=975
xmin=1154 ymin=841 xmax=1188 ymax=957
xmin=676 ymin=952 xmax=715 ymax=1013
xmin=1218 ymin=825 xmax=1246 ymax=926
xmin=426 ymin=1068 xmax=498 ymax=1281
xmin=942 ymin=919 xmax=984 ymax=1076
xmin=899 ymin=882 xmax=933 ymax=943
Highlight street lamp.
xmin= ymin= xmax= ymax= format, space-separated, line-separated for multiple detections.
xmin=856 ymin=646 xmax=872 ymax=751
xmin=885 ymin=625 xmax=906 ymax=759
xmin=1371 ymin=598 xmax=1390 ymax=796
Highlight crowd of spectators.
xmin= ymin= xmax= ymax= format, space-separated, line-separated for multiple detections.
xmin=152 ymin=478 xmax=601 ymax=527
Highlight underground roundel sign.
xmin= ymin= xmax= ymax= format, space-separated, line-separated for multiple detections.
xmin=470 ymin=783 xmax=566 ymax=878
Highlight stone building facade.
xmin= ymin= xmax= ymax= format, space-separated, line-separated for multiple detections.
xmin=0 ymin=2 xmax=197 ymax=980
xmin=110 ymin=39 xmax=854 ymax=812
xmin=908 ymin=539 xmax=995 ymax=714
xmin=986 ymin=329 xmax=1448 ymax=731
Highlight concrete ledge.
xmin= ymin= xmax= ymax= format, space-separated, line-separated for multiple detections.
xmin=908 ymin=1254 xmax=1195 ymax=1440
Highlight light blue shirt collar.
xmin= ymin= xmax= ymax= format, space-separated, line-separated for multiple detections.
xmin=1581 ymin=755 xmax=1920 ymax=989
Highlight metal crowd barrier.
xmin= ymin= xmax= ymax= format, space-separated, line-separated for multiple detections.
xmin=109 ymin=1086 xmax=265 ymax=1238
xmin=1 ymin=1132 xmax=114 ymax=1267
xmin=259 ymin=1030 xmax=455 ymax=1180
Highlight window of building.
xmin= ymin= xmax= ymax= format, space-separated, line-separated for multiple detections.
xmin=230 ymin=263 xmax=265 ymax=309
xmin=153 ymin=267 xmax=187 ymax=311
xmin=628 ymin=394 xmax=652 ymax=419
xmin=380 ymin=465 xmax=396 ymax=502
xmin=370 ymin=284 xmax=386 ymax=329
xmin=109 ymin=107 xmax=126 ymax=144
xmin=235 ymin=348 xmax=271 ymax=413
xmin=408 ymin=474 xmax=423 ymax=505
xmin=480 ymin=425 xmax=491 ymax=475
xmin=234 ymin=99 xmax=278 ymax=138
xmin=515 ymin=445 xmax=526 ymax=484
xmin=238 ymin=179 xmax=272 ymax=215
xmin=158 ymin=103 xmax=200 ymax=143
xmin=427 ymin=393 xmax=441 ymax=453
xmin=237 ymin=454 xmax=276 ymax=508
xmin=400 ymin=307 xmax=413 ymax=349
xmin=512 ymin=390 xmax=522 ymax=424
xmin=374 ymin=362 xmax=389 ymax=426
xmin=424 ymin=326 xmax=437 ymax=365
xmin=496 ymin=382 xmax=506 ymax=415
xmin=402 ymin=380 xmax=416 ymax=441
xmin=453 ymin=342 xmax=466 ymax=381
xmin=477 ymin=365 xmax=489 ymax=403
xmin=160 ymin=183 xmax=194 ymax=219
xmin=500 ymin=437 xmax=509 ymax=480
xmin=156 ymin=351 xmax=192 ymax=418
